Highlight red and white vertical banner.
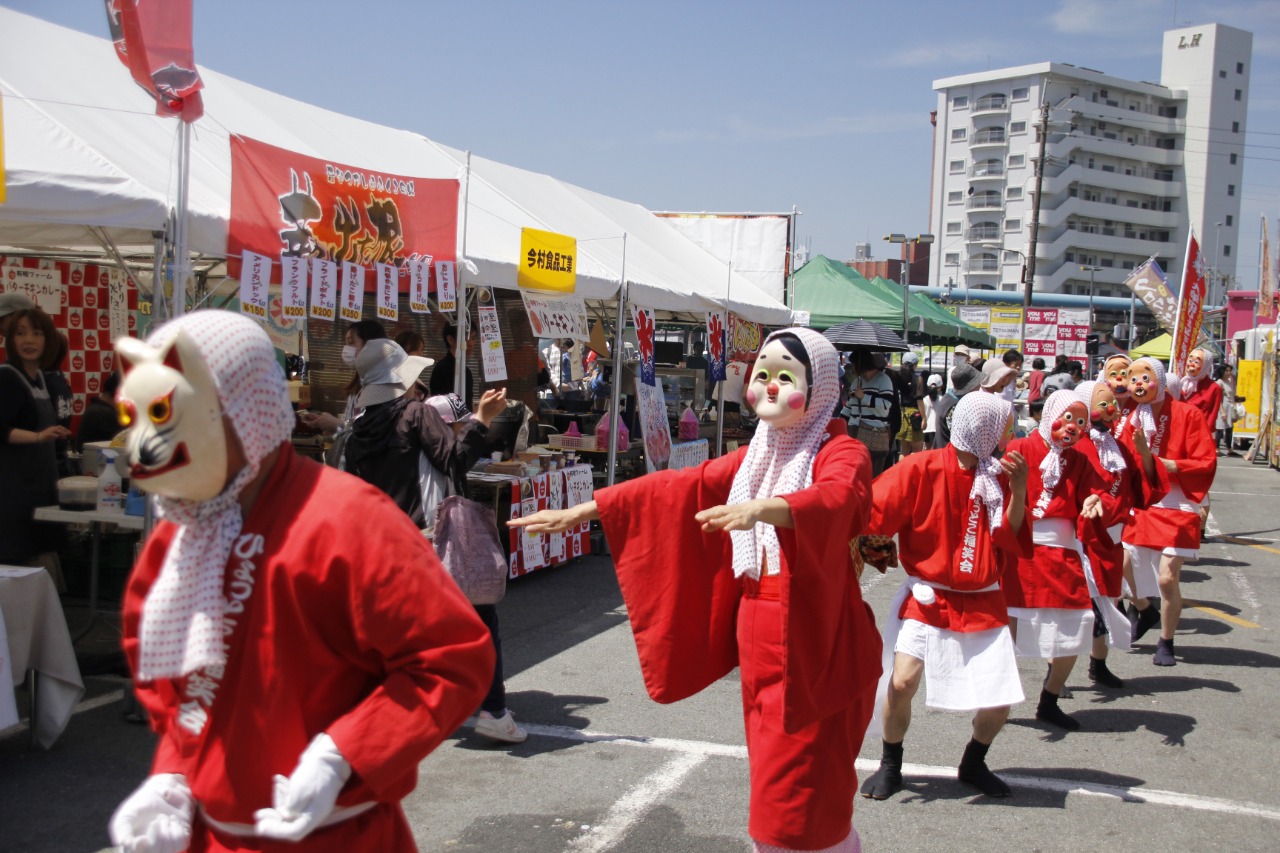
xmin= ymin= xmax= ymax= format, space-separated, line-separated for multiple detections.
xmin=375 ymin=262 xmax=398 ymax=322
xmin=239 ymin=250 xmax=270 ymax=319
xmin=280 ymin=255 xmax=308 ymax=321
xmin=409 ymin=256 xmax=432 ymax=314
xmin=309 ymin=258 xmax=337 ymax=321
xmin=1169 ymin=230 xmax=1207 ymax=375
xmin=1022 ymin=307 xmax=1058 ymax=358
xmin=706 ymin=310 xmax=727 ymax=381
xmin=1260 ymin=215 xmax=1274 ymax=320
xmin=340 ymin=262 xmax=366 ymax=322
xmin=436 ymin=260 xmax=457 ymax=313
xmin=1057 ymin=308 xmax=1089 ymax=361
xmin=476 ymin=290 xmax=507 ymax=382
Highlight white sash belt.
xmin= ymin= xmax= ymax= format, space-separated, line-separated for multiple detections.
xmin=1155 ymin=482 xmax=1200 ymax=514
xmin=201 ymin=801 xmax=377 ymax=837
xmin=1032 ymin=517 xmax=1078 ymax=549
xmin=1107 ymin=523 xmax=1125 ymax=543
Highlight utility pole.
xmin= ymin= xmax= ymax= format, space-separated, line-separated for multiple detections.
xmin=1024 ymin=100 xmax=1050 ymax=311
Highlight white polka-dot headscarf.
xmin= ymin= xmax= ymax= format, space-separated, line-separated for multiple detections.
xmin=1172 ymin=348 xmax=1213 ymax=400
xmin=1075 ymin=380 xmax=1126 ymax=474
xmin=136 ymin=311 xmax=296 ymax=681
xmin=726 ymin=327 xmax=840 ymax=579
xmin=1037 ymin=389 xmax=1080 ymax=491
xmin=1128 ymin=356 xmax=1167 ymax=443
xmin=949 ymin=391 xmax=1012 ymax=530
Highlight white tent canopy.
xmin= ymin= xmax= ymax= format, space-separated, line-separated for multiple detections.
xmin=0 ymin=8 xmax=791 ymax=325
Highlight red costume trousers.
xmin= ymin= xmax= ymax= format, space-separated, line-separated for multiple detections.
xmin=739 ymin=577 xmax=873 ymax=850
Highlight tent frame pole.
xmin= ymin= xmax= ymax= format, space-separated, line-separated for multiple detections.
xmin=607 ymin=234 xmax=628 ymax=487
xmin=454 ymin=152 xmax=472 ymax=399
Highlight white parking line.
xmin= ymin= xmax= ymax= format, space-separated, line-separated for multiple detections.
xmin=1205 ymin=511 xmax=1222 ymax=539
xmin=565 ymin=751 xmax=706 ymax=852
xmin=521 ymin=722 xmax=1280 ymax=824
xmin=1230 ymin=570 xmax=1262 ymax=615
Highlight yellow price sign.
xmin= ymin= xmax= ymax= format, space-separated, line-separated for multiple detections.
xmin=518 ymin=228 xmax=576 ymax=293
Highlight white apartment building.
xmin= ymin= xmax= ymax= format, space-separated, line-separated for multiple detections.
xmin=927 ymin=23 xmax=1252 ymax=309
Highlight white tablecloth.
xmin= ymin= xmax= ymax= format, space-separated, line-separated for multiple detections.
xmin=0 ymin=565 xmax=85 ymax=748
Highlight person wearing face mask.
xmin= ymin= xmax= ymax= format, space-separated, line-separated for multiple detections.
xmin=1001 ymin=390 xmax=1109 ymax=731
xmin=1119 ymin=356 xmax=1217 ymax=667
xmin=1171 ymin=348 xmax=1222 ymax=430
xmin=109 ymin=312 xmax=493 ymax=852
xmin=511 ymin=329 xmax=881 ymax=853
xmin=1071 ymin=381 xmax=1167 ymax=689
xmin=298 ymin=319 xmax=387 ymax=437
xmin=856 ymin=392 xmax=1031 ymax=801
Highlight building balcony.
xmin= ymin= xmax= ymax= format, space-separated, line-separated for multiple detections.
xmin=966 ymin=225 xmax=1002 ymax=242
xmin=967 ymin=257 xmax=1001 ymax=273
xmin=1057 ymin=134 xmax=1183 ymax=167
xmin=969 ymin=128 xmax=1008 ymax=148
xmin=968 ymin=162 xmax=1006 ymax=181
xmin=966 ymin=194 xmax=1004 ymax=211
xmin=1057 ymin=96 xmax=1184 ymax=135
xmin=972 ymin=95 xmax=1009 ymax=116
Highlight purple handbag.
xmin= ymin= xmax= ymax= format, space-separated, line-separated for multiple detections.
xmin=433 ymin=495 xmax=508 ymax=604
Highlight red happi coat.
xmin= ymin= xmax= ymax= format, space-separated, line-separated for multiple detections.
xmin=1182 ymin=376 xmax=1224 ymax=432
xmin=1123 ymin=398 xmax=1218 ymax=550
xmin=1076 ymin=433 xmax=1169 ymax=597
xmin=123 ymin=449 xmax=494 ymax=852
xmin=594 ymin=419 xmax=882 ymax=735
xmin=1002 ymin=434 xmax=1112 ymax=610
xmin=867 ymin=445 xmax=1031 ymax=632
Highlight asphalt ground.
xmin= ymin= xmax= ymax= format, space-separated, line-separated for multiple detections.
xmin=2 ymin=453 xmax=1278 ymax=852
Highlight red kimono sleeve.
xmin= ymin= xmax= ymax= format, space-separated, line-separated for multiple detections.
xmin=1169 ymin=404 xmax=1218 ymax=503
xmin=866 ymin=455 xmax=917 ymax=538
xmin=993 ymin=481 xmax=1033 ymax=560
xmin=595 ymin=450 xmax=746 ymax=706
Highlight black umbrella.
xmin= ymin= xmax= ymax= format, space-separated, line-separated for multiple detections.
xmin=821 ymin=319 xmax=909 ymax=353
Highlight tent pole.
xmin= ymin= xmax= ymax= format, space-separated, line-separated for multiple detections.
xmin=455 ymin=151 xmax=472 ymax=400
xmin=716 ymin=237 xmax=736 ymax=458
xmin=607 ymin=233 xmax=628 ymax=487
xmin=172 ymin=120 xmax=192 ymax=318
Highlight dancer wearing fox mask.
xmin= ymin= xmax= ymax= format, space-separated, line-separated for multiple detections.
xmin=513 ymin=328 xmax=881 ymax=852
xmin=108 ymin=311 xmax=493 ymax=852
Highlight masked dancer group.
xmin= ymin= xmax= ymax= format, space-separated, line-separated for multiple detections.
xmin=105 ymin=313 xmax=1219 ymax=852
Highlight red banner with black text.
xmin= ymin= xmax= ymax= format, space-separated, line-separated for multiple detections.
xmin=104 ymin=0 xmax=204 ymax=120
xmin=1170 ymin=232 xmax=1207 ymax=375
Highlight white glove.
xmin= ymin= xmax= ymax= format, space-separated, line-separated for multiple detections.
xmin=253 ymin=732 xmax=352 ymax=841
xmin=109 ymin=773 xmax=194 ymax=853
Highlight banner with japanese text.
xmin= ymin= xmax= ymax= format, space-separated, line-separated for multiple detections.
xmin=1170 ymin=232 xmax=1207 ymax=375
xmin=226 ymin=137 xmax=457 ymax=317
xmin=309 ymin=258 xmax=338 ymax=321
xmin=409 ymin=256 xmax=432 ymax=314
xmin=1057 ymin=308 xmax=1090 ymax=361
xmin=1121 ymin=258 xmax=1176 ymax=333
xmin=375 ymin=262 xmax=397 ymax=322
xmin=728 ymin=313 xmax=763 ymax=364
xmin=435 ymin=260 xmax=457 ymax=313
xmin=280 ymin=256 xmax=307 ymax=320
xmin=635 ymin=374 xmax=672 ymax=473
xmin=631 ymin=305 xmax=657 ymax=387
xmin=518 ymin=228 xmax=577 ymax=293
xmin=706 ymin=311 xmax=727 ymax=381
xmin=521 ymin=290 xmax=590 ymax=342
xmin=339 ymin=262 xmax=366 ymax=322
xmin=956 ymin=307 xmax=991 ymax=343
xmin=239 ymin=250 xmax=271 ymax=319
xmin=1261 ymin=216 xmax=1274 ymax=320
xmin=990 ymin=308 xmax=1024 ymax=352
xmin=1022 ymin=307 xmax=1058 ymax=358
xmin=476 ymin=287 xmax=507 ymax=382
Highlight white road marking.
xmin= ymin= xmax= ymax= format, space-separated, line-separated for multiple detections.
xmin=1209 ymin=491 xmax=1280 ymax=500
xmin=565 ymin=751 xmax=706 ymax=852
xmin=1230 ymin=570 xmax=1262 ymax=615
xmin=1205 ymin=511 xmax=1222 ymax=538
xmin=519 ymin=722 xmax=1280 ymax=824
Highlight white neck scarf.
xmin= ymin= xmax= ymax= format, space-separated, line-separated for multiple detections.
xmin=1128 ymin=357 xmax=1167 ymax=444
xmin=726 ymin=328 xmax=840 ymax=580
xmin=949 ymin=392 xmax=1012 ymax=531
xmin=1075 ymin=380 xmax=1126 ymax=474
xmin=136 ymin=312 xmax=296 ymax=681
xmin=1037 ymin=390 xmax=1079 ymax=491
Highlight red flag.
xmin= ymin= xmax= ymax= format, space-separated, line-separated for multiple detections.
xmin=1261 ymin=215 xmax=1274 ymax=319
xmin=104 ymin=0 xmax=204 ymax=121
xmin=1169 ymin=231 xmax=1207 ymax=375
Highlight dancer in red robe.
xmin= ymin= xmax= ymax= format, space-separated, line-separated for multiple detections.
xmin=1072 ymin=380 xmax=1167 ymax=689
xmin=1121 ymin=356 xmax=1218 ymax=666
xmin=1172 ymin=348 xmax=1223 ymax=430
xmin=1001 ymin=390 xmax=1108 ymax=731
xmin=512 ymin=328 xmax=880 ymax=853
xmin=109 ymin=312 xmax=493 ymax=853
xmin=857 ymin=392 xmax=1031 ymax=800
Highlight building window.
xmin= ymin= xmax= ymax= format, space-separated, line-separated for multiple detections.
xmin=945 ymin=253 xmax=960 ymax=265
xmin=1005 ymin=219 xmax=1021 ymax=232
xmin=1006 ymin=187 xmax=1023 ymax=201
xmin=1228 ymin=184 xmax=1236 ymax=196
xmin=948 ymin=190 xmax=963 ymax=203
xmin=1219 ymin=70 xmax=1227 ymax=78
xmin=951 ymin=128 xmax=967 ymax=141
xmin=954 ymin=95 xmax=969 ymax=108
xmin=1223 ymin=245 xmax=1232 ymax=257
xmin=1226 ymin=215 xmax=1234 ymax=226
xmin=1235 ymin=89 xmax=1243 ymax=101
xmin=1232 ymin=121 xmax=1240 ymax=133
xmin=1009 ymin=121 xmax=1027 ymax=134
xmin=1237 ymin=62 xmax=1244 ymax=74
xmin=1230 ymin=153 xmax=1238 ymax=165
xmin=946 ymin=221 xmax=962 ymax=235
xmin=1012 ymin=87 xmax=1029 ymax=101
xmin=1003 ymin=251 xmax=1021 ymax=263
xmin=1065 ymin=252 xmax=1076 ymax=262
xmin=949 ymin=160 xmax=964 ymax=173
xmin=1008 ymin=153 xmax=1025 ymax=168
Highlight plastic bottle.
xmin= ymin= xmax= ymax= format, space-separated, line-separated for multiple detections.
xmin=97 ymin=449 xmax=124 ymax=513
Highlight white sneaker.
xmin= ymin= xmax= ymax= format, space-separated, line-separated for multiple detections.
xmin=475 ymin=709 xmax=528 ymax=743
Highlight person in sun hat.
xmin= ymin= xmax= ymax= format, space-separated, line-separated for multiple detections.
xmin=109 ymin=311 xmax=494 ymax=852
xmin=932 ymin=361 xmax=983 ymax=449
xmin=511 ymin=327 xmax=881 ymax=853
xmin=857 ymin=391 xmax=1031 ymax=801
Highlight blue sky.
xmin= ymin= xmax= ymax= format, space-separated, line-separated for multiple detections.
xmin=7 ymin=0 xmax=1279 ymax=283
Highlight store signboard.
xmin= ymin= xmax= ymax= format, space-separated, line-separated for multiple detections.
xmin=309 ymin=258 xmax=338 ymax=321
xmin=521 ymin=290 xmax=590 ymax=342
xmin=990 ymin=308 xmax=1024 ymax=352
xmin=238 ymin=250 xmax=271 ymax=319
xmin=1023 ymin=307 xmax=1058 ymax=358
xmin=476 ymin=288 xmax=507 ymax=382
xmin=1057 ymin=308 xmax=1090 ymax=361
xmin=375 ymin=262 xmax=398 ymax=322
xmin=518 ymin=228 xmax=577 ymax=293
xmin=339 ymin=262 xmax=366 ymax=322
xmin=409 ymin=256 xmax=432 ymax=314
xmin=0 ymin=264 xmax=61 ymax=314
xmin=280 ymin=256 xmax=307 ymax=319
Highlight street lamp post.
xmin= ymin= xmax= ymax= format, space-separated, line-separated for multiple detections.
xmin=1081 ymin=265 xmax=1102 ymax=371
xmin=884 ymin=232 xmax=935 ymax=341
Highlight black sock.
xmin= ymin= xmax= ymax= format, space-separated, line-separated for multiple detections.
xmin=1036 ymin=688 xmax=1081 ymax=731
xmin=958 ymin=739 xmax=1011 ymax=797
xmin=860 ymin=740 xmax=905 ymax=799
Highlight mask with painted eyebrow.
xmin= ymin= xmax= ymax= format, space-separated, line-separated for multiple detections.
xmin=744 ymin=339 xmax=809 ymax=429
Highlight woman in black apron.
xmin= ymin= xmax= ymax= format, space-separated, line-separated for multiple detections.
xmin=0 ymin=308 xmax=72 ymax=565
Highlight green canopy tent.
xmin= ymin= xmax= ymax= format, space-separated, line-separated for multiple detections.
xmin=789 ymin=255 xmax=905 ymax=330
xmin=867 ymin=276 xmax=995 ymax=348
